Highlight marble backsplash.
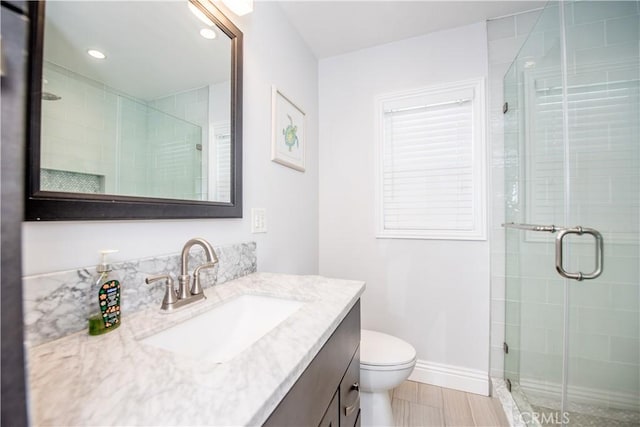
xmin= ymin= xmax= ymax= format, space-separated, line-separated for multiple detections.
xmin=23 ymin=242 xmax=257 ymax=347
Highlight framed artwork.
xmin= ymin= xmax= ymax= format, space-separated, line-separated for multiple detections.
xmin=271 ymin=85 xmax=305 ymax=172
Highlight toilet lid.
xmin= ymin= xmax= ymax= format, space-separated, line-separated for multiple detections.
xmin=360 ymin=329 xmax=416 ymax=367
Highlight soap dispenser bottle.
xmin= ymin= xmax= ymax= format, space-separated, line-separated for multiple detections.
xmin=88 ymin=250 xmax=122 ymax=336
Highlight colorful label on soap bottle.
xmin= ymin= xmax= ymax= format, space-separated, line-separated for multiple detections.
xmin=99 ymin=280 xmax=121 ymax=329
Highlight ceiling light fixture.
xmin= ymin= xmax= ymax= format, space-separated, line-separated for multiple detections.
xmin=220 ymin=0 xmax=253 ymax=16
xmin=188 ymin=2 xmax=215 ymax=26
xmin=87 ymin=49 xmax=106 ymax=60
xmin=200 ymin=28 xmax=217 ymax=40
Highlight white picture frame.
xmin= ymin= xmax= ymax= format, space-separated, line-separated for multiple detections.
xmin=271 ymin=85 xmax=306 ymax=172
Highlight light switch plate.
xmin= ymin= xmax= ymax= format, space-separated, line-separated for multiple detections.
xmin=251 ymin=208 xmax=267 ymax=233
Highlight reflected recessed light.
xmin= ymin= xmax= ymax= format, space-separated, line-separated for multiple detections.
xmin=200 ymin=28 xmax=217 ymax=40
xmin=221 ymin=0 xmax=253 ymax=16
xmin=188 ymin=2 xmax=214 ymax=27
xmin=87 ymin=49 xmax=106 ymax=60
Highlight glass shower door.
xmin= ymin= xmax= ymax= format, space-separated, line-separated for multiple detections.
xmin=563 ymin=1 xmax=640 ymax=425
xmin=503 ymin=3 xmax=567 ymax=423
xmin=504 ymin=1 xmax=640 ymax=426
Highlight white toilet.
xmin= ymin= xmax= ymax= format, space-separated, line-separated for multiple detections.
xmin=359 ymin=329 xmax=417 ymax=427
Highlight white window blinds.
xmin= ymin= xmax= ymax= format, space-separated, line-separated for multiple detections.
xmin=376 ymin=79 xmax=486 ymax=240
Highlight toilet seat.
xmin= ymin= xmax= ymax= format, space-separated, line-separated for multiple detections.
xmin=361 ymin=358 xmax=416 ymax=371
xmin=360 ymin=329 xmax=416 ymax=370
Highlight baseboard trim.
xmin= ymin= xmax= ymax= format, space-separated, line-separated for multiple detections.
xmin=408 ymin=359 xmax=490 ymax=396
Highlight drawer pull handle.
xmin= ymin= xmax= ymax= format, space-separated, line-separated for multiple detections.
xmin=344 ymin=382 xmax=360 ymax=416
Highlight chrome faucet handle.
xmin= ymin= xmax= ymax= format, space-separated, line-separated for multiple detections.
xmin=191 ymin=261 xmax=218 ymax=295
xmin=145 ymin=274 xmax=178 ymax=308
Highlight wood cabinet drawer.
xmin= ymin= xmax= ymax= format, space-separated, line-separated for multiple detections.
xmin=340 ymin=348 xmax=360 ymax=427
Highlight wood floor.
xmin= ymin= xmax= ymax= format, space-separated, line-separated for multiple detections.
xmin=390 ymin=381 xmax=510 ymax=427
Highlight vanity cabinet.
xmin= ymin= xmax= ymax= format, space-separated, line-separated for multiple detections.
xmin=264 ymin=300 xmax=361 ymax=427
xmin=318 ymin=391 xmax=339 ymax=427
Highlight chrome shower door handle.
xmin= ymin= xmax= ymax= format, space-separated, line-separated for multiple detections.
xmin=555 ymin=226 xmax=604 ymax=281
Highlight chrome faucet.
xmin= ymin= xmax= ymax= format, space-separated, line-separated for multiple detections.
xmin=146 ymin=237 xmax=218 ymax=311
xmin=178 ymin=237 xmax=218 ymax=298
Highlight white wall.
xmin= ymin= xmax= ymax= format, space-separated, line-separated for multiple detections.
xmin=319 ymin=22 xmax=491 ymax=394
xmin=22 ymin=1 xmax=319 ymax=277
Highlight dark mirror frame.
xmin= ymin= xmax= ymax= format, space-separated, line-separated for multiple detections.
xmin=25 ymin=0 xmax=243 ymax=221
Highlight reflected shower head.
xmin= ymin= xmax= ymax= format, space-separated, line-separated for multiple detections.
xmin=42 ymin=92 xmax=61 ymax=101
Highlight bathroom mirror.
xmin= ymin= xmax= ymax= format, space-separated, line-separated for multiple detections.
xmin=26 ymin=0 xmax=243 ymax=220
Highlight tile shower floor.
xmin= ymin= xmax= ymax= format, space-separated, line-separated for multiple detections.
xmin=531 ymin=405 xmax=640 ymax=427
xmin=390 ymin=381 xmax=509 ymax=426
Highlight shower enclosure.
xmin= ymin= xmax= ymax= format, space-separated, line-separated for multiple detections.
xmin=40 ymin=62 xmax=207 ymax=201
xmin=503 ymin=1 xmax=639 ymax=426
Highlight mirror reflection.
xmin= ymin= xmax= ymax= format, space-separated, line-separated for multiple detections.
xmin=40 ymin=1 xmax=232 ymax=202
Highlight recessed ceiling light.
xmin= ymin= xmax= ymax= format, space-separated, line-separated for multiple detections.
xmin=200 ymin=28 xmax=217 ymax=40
xmin=188 ymin=2 xmax=214 ymax=27
xmin=87 ymin=49 xmax=106 ymax=60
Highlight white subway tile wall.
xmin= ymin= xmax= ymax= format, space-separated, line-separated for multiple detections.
xmin=41 ymin=63 xmax=118 ymax=189
xmin=566 ymin=1 xmax=638 ymax=410
xmin=148 ymin=87 xmax=209 ymax=200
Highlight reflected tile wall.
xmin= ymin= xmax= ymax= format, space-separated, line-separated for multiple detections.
xmin=40 ymin=62 xmax=119 ymax=188
xmin=23 ymin=242 xmax=257 ymax=347
xmin=148 ymin=87 xmax=209 ymax=200
xmin=40 ymin=62 xmax=206 ymax=200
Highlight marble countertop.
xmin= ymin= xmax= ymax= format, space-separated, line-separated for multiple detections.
xmin=27 ymin=272 xmax=365 ymax=426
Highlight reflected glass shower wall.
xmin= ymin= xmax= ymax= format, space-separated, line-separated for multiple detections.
xmin=504 ymin=1 xmax=639 ymax=426
xmin=40 ymin=62 xmax=204 ymax=201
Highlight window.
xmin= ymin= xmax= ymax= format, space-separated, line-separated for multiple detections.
xmin=375 ymin=79 xmax=486 ymax=240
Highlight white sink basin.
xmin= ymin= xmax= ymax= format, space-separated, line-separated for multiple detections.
xmin=141 ymin=294 xmax=304 ymax=363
